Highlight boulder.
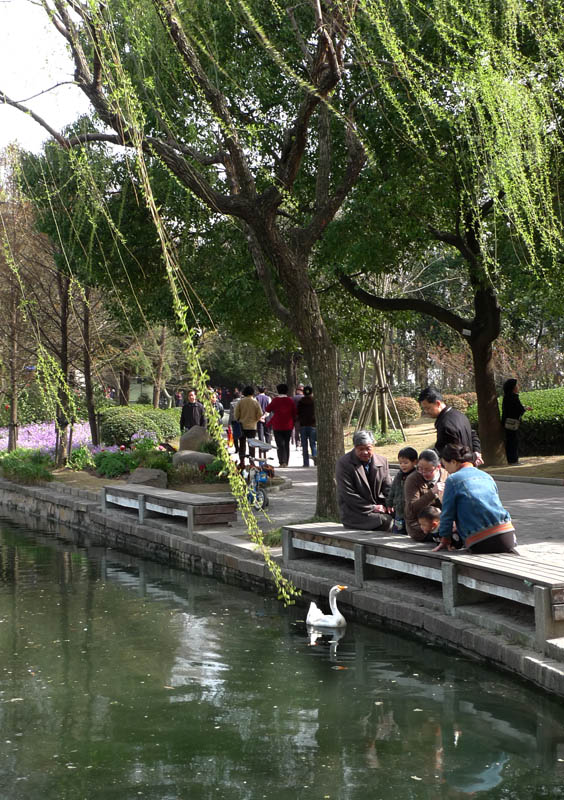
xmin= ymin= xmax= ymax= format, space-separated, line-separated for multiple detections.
xmin=127 ymin=467 xmax=168 ymax=489
xmin=172 ymin=450 xmax=215 ymax=467
xmin=179 ymin=425 xmax=210 ymax=452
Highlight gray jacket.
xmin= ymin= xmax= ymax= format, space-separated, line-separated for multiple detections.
xmin=336 ymin=449 xmax=392 ymax=530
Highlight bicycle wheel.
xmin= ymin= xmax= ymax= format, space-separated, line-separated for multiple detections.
xmin=252 ymin=487 xmax=269 ymax=510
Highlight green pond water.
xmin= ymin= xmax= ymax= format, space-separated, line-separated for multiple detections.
xmin=1 ymin=518 xmax=564 ymax=800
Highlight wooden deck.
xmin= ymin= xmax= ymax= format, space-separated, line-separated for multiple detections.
xmin=283 ymin=522 xmax=564 ymax=652
xmin=102 ymin=484 xmax=237 ymax=532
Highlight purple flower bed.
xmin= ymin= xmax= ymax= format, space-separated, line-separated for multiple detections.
xmin=0 ymin=421 xmax=93 ymax=455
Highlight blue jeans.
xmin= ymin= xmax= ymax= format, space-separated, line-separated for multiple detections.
xmin=300 ymin=426 xmax=317 ymax=466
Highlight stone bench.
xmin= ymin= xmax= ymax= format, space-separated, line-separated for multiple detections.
xmin=282 ymin=522 xmax=564 ymax=652
xmin=101 ymin=484 xmax=237 ymax=532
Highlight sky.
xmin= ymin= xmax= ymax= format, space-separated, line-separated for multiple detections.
xmin=0 ymin=0 xmax=90 ymax=153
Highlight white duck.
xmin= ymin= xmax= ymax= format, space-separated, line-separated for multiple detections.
xmin=306 ymin=584 xmax=347 ymax=628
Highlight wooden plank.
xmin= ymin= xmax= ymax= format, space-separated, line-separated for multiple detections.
xmin=457 ymin=575 xmax=533 ymax=606
xmin=365 ymin=553 xmax=442 ymax=582
xmin=291 ymin=538 xmax=354 ymax=560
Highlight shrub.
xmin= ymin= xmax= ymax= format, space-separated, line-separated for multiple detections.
xmin=341 ymin=400 xmax=356 ymax=424
xmin=67 ymin=444 xmax=95 ymax=471
xmin=466 ymin=387 xmax=564 ymax=456
xmin=0 ymin=448 xmax=54 ymax=484
xmin=142 ymin=451 xmax=173 ymax=474
xmin=93 ymin=450 xmax=137 ymax=478
xmin=392 ymin=396 xmax=420 ymax=426
xmin=199 ymin=438 xmax=220 ymax=456
xmin=459 ymin=392 xmax=477 ymax=407
xmin=202 ymin=456 xmax=229 ymax=482
xmin=99 ymin=407 xmax=158 ymax=446
xmin=443 ymin=393 xmax=468 ymax=412
xmin=137 ymin=408 xmax=179 ymax=442
xmin=169 ymin=462 xmax=201 ymax=486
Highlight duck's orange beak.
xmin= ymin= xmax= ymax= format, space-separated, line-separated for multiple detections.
xmin=337 ymin=585 xmax=347 ymax=591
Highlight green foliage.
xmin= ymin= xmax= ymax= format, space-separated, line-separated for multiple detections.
xmin=93 ymin=450 xmax=137 ymax=478
xmin=443 ymin=394 xmax=469 ymax=412
xmin=393 ymin=396 xmax=420 ymax=426
xmin=201 ymin=457 xmax=228 ymax=483
xmin=140 ymin=450 xmax=173 ymax=474
xmin=99 ymin=407 xmax=154 ymax=446
xmin=467 ymin=388 xmax=564 ymax=456
xmin=0 ymin=449 xmax=54 ymax=484
xmin=67 ymin=445 xmax=95 ymax=471
xmin=168 ymin=462 xmax=200 ymax=486
xmin=199 ymin=439 xmax=220 ymax=457
xmin=370 ymin=429 xmax=404 ymax=446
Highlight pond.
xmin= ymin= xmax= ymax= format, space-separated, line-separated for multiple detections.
xmin=1 ymin=517 xmax=564 ymax=799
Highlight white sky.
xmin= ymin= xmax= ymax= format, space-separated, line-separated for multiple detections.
xmin=0 ymin=0 xmax=90 ymax=153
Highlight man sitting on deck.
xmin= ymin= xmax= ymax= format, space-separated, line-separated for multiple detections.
xmin=336 ymin=430 xmax=393 ymax=531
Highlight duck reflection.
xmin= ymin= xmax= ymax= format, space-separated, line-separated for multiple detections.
xmin=307 ymin=624 xmax=346 ymax=661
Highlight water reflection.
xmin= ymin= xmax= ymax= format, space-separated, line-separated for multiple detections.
xmin=1 ymin=516 xmax=564 ymax=799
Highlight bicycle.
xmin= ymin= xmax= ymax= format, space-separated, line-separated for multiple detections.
xmin=242 ymin=439 xmax=276 ymax=510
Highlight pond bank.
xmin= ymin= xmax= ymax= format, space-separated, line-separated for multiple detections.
xmin=1 ymin=475 xmax=564 ymax=700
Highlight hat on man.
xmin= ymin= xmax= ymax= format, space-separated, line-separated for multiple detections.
xmin=353 ymin=430 xmax=375 ymax=446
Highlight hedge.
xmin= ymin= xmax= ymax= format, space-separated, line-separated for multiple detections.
xmin=100 ymin=405 xmax=181 ymax=446
xmin=466 ymin=387 xmax=564 ymax=456
xmin=393 ymin=396 xmax=420 ymax=426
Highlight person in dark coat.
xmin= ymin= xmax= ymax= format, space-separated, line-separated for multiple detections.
xmin=418 ymin=386 xmax=483 ymax=465
xmin=180 ymin=388 xmax=206 ymax=432
xmin=501 ymin=379 xmax=532 ymax=465
xmin=336 ymin=430 xmax=393 ymax=531
xmin=297 ymin=386 xmax=316 ymax=467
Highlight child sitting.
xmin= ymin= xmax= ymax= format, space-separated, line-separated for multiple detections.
xmin=418 ymin=506 xmax=462 ymax=548
xmin=386 ymin=447 xmax=418 ymax=534
xmin=417 ymin=506 xmax=442 ymax=543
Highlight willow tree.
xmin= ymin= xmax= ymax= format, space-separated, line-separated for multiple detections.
xmin=2 ymin=0 xmax=562 ymax=480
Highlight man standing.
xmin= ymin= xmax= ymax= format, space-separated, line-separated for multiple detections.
xmin=336 ymin=430 xmax=393 ymax=531
xmin=235 ymin=386 xmax=263 ymax=465
xmin=180 ymin=388 xmax=206 ymax=432
xmin=418 ymin=387 xmax=483 ymax=465
xmin=255 ymin=386 xmax=272 ymax=451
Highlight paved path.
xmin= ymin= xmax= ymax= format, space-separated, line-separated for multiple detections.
xmin=231 ymin=443 xmax=564 ymax=566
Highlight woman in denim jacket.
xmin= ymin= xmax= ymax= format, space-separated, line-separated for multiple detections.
xmin=433 ymin=443 xmax=517 ymax=554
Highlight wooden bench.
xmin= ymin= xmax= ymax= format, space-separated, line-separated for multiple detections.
xmin=102 ymin=484 xmax=237 ymax=531
xmin=282 ymin=522 xmax=564 ymax=652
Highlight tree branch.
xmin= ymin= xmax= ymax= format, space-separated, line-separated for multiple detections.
xmin=152 ymin=0 xmax=255 ymax=196
xmin=0 ymin=91 xmax=70 ymax=149
xmin=338 ymin=272 xmax=473 ymax=333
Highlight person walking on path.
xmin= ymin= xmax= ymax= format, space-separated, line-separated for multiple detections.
xmin=235 ymin=386 xmax=263 ymax=465
xmin=292 ymin=384 xmax=305 ymax=449
xmin=418 ymin=386 xmax=483 ymax=465
xmin=404 ymin=449 xmax=448 ymax=542
xmin=228 ymin=389 xmax=242 ymax=454
xmin=180 ymin=389 xmax=206 ymax=432
xmin=297 ymin=386 xmax=317 ymax=466
xmin=266 ymin=383 xmax=297 ymax=468
xmin=433 ymin=443 xmax=517 ymax=554
xmin=335 ymin=430 xmax=393 ymax=531
xmin=501 ymin=379 xmax=532 ymax=465
xmin=255 ymin=386 xmax=272 ymax=454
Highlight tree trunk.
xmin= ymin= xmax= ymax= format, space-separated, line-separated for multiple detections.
xmin=118 ymin=368 xmax=130 ymax=405
xmin=471 ymin=339 xmax=506 ymax=466
xmin=83 ymin=289 xmax=98 ymax=446
xmin=8 ymin=291 xmax=18 ymax=452
xmin=55 ymin=273 xmax=70 ymax=468
xmin=304 ymin=334 xmax=342 ymax=520
xmin=153 ymin=326 xmax=167 ymax=409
